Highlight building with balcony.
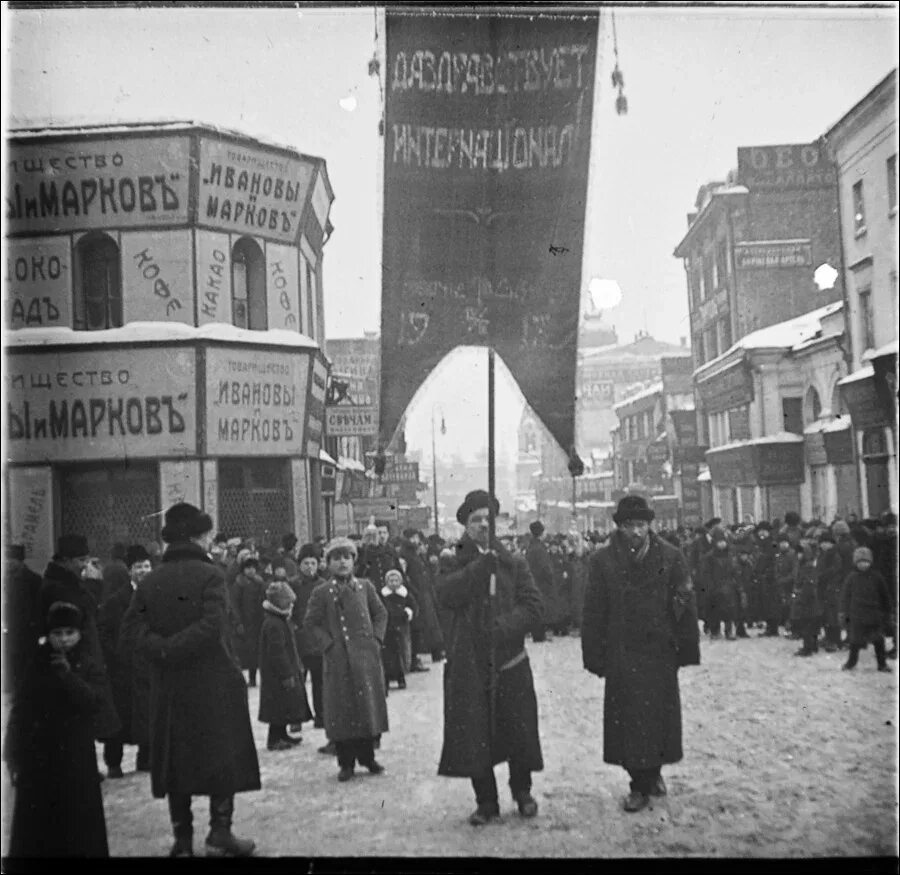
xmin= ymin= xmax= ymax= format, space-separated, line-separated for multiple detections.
xmin=826 ymin=68 xmax=898 ymax=516
xmin=5 ymin=122 xmax=334 ymax=568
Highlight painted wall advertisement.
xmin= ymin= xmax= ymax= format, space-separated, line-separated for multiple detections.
xmin=198 ymin=137 xmax=316 ymax=245
xmin=380 ymin=10 xmax=598 ymax=453
xmin=196 ymin=229 xmax=233 ymax=326
xmin=266 ymin=243 xmax=301 ymax=332
xmin=205 ymin=346 xmax=310 ymax=456
xmin=325 ymin=338 xmax=380 ymax=406
xmin=6 ymin=135 xmax=191 ymax=234
xmin=5 ymin=237 xmax=72 ymax=329
xmin=122 ymin=229 xmax=194 ymax=324
xmin=733 ymin=240 xmax=813 ymax=270
xmin=7 ymin=466 xmax=54 ymax=571
xmin=304 ymin=354 xmax=328 ymax=458
xmin=736 ymin=143 xmax=837 ymax=191
xmin=6 ymin=347 xmax=197 ymax=462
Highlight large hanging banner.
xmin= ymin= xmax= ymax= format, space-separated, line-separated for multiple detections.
xmin=380 ymin=8 xmax=598 ymax=453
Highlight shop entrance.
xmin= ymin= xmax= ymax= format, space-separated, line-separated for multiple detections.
xmin=218 ymin=458 xmax=292 ymax=550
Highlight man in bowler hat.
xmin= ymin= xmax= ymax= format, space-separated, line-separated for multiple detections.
xmin=435 ymin=490 xmax=544 ymax=826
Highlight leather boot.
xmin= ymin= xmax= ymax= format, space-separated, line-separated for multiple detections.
xmin=167 ymin=793 xmax=194 ymax=857
xmin=205 ymin=795 xmax=255 ymax=857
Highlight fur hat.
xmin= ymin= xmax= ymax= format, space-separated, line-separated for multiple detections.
xmin=456 ymin=490 xmax=500 ymax=525
xmin=613 ymin=495 xmax=655 ymax=525
xmin=46 ymin=600 xmax=83 ymax=632
xmin=160 ymin=503 xmax=213 ymax=543
xmin=125 ymin=544 xmax=151 ymax=568
xmin=704 ymin=517 xmax=722 ymax=530
xmin=56 ymin=534 xmax=90 ymax=560
xmin=755 ymin=521 xmax=772 ymax=533
xmin=265 ymin=580 xmax=295 ymax=611
xmin=709 ymin=526 xmax=728 ymax=545
xmin=281 ymin=533 xmax=298 ymax=551
xmin=529 ymin=521 xmax=545 ymax=537
xmin=853 ymin=547 xmax=873 ymax=565
xmin=784 ymin=511 xmax=801 ymax=527
xmin=297 ymin=543 xmax=320 ymax=562
xmin=240 ymin=554 xmax=260 ymax=571
xmin=818 ymin=531 xmax=836 ymax=545
xmin=831 ymin=520 xmax=851 ymax=537
xmin=325 ymin=536 xmax=358 ymax=560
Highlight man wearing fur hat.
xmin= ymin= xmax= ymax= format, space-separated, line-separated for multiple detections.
xmin=122 ymin=503 xmax=260 ymax=857
xmin=398 ymin=528 xmax=444 ymax=669
xmin=525 ymin=520 xmax=553 ymax=643
xmin=303 ymin=537 xmax=389 ymax=782
xmin=98 ymin=545 xmax=154 ymax=777
xmin=582 ymin=494 xmax=700 ymax=813
xmin=289 ymin=543 xmax=328 ymax=732
xmin=435 ymin=490 xmax=544 ymax=826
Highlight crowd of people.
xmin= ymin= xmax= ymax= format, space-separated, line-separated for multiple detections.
xmin=1 ymin=499 xmax=896 ymax=858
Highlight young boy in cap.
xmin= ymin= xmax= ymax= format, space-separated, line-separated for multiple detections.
xmin=4 ymin=601 xmax=111 ymax=857
xmin=840 ymin=547 xmax=892 ymax=672
xmin=303 ymin=537 xmax=389 ymax=782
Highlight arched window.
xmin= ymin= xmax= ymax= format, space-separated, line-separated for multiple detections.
xmin=831 ymin=381 xmax=846 ymax=418
xmin=805 ymin=386 xmax=822 ymax=424
xmin=231 ymin=237 xmax=267 ymax=330
xmin=74 ymin=233 xmax=121 ymax=330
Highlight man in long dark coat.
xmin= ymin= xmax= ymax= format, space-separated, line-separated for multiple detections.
xmin=3 ymin=544 xmax=42 ymax=695
xmin=436 ymin=490 xmax=544 ymax=826
xmin=122 ymin=503 xmax=260 ymax=858
xmin=398 ymin=529 xmax=444 ymax=667
xmin=582 ymin=494 xmax=700 ymax=813
xmin=524 ymin=521 xmax=553 ymax=642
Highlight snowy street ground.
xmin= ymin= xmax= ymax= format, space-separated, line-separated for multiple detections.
xmin=3 ymin=628 xmax=898 ymax=858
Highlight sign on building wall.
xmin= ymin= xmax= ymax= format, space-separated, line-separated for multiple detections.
xmin=195 ymin=230 xmax=233 ymax=326
xmin=5 ymin=237 xmax=72 ymax=328
xmin=6 ymin=347 xmax=197 ymax=463
xmin=733 ymin=240 xmax=813 ymax=269
xmin=198 ymin=137 xmax=315 ymax=245
xmin=325 ymin=338 xmax=381 ymax=406
xmin=265 ymin=243 xmax=301 ymax=331
xmin=122 ymin=230 xmax=194 ymax=324
xmin=325 ymin=405 xmax=379 ymax=436
xmin=304 ymin=355 xmax=328 ymax=458
xmin=7 ymin=466 xmax=54 ymax=572
xmin=696 ymin=363 xmax=754 ymax=413
xmin=205 ymin=346 xmax=310 ymax=456
xmin=736 ymin=143 xmax=836 ymax=191
xmin=7 ymin=135 xmax=191 ymax=234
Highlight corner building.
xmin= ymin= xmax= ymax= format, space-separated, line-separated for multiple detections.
xmin=5 ymin=123 xmax=334 ymax=570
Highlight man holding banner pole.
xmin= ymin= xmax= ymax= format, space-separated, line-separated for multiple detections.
xmin=435 ymin=489 xmax=544 ymax=826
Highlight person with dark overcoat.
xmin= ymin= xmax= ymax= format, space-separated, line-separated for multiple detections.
xmin=121 ymin=503 xmax=260 ymax=858
xmin=731 ymin=537 xmax=756 ymax=637
xmin=840 ymin=546 xmax=892 ymax=672
xmin=231 ymin=555 xmax=267 ymax=687
xmin=39 ymin=534 xmax=121 ymax=744
xmin=290 ymin=543 xmax=328 ymax=732
xmin=100 ymin=543 xmax=130 ymax=604
xmin=525 ymin=520 xmax=554 ymax=642
xmin=700 ymin=527 xmax=738 ymax=640
xmin=2 ymin=544 xmax=42 ymax=695
xmin=398 ymin=528 xmax=444 ymax=668
xmin=303 ymin=537 xmax=389 ymax=782
xmin=754 ymin=522 xmax=781 ymax=636
xmin=582 ymin=494 xmax=700 ymax=813
xmin=790 ymin=542 xmax=822 ymax=656
xmin=356 ymin=520 xmax=401 ymax=591
xmin=435 ymin=491 xmax=544 ymax=826
xmin=816 ymin=531 xmax=844 ymax=651
xmin=258 ymin=580 xmax=312 ymax=750
xmin=547 ymin=539 xmax=571 ymax=636
xmin=98 ymin=544 xmax=153 ymax=777
xmin=774 ymin=534 xmax=799 ymax=632
xmin=3 ymin=601 xmax=110 ymax=858
xmin=379 ymin=567 xmax=419 ymax=690
xmin=688 ymin=519 xmax=719 ymax=630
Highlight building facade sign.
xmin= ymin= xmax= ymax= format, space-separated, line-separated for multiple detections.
xmin=325 ymin=405 xmax=379 ymax=437
xmin=205 ymin=345 xmax=309 ymax=456
xmin=841 ymin=373 xmax=890 ymax=430
xmin=5 ymin=237 xmax=72 ymax=328
xmin=198 ymin=137 xmax=315 ymax=245
xmin=7 ymin=466 xmax=54 ymax=572
xmin=736 ymin=143 xmax=837 ymax=190
xmin=122 ymin=230 xmax=194 ymax=324
xmin=195 ymin=230 xmax=233 ymax=326
xmin=680 ymin=462 xmax=702 ymax=522
xmin=6 ymin=346 xmax=197 ymax=463
xmin=265 ymin=243 xmax=301 ymax=332
xmin=325 ymin=339 xmax=380 ymax=406
xmin=757 ymin=441 xmax=804 ymax=484
xmin=728 ymin=406 xmax=752 ymax=441
xmin=304 ymin=354 xmax=328 ymax=458
xmin=824 ymin=427 xmax=854 ymax=466
xmin=696 ymin=362 xmax=754 ymax=413
xmin=670 ymin=409 xmax=698 ymax=445
xmin=706 ymin=444 xmax=757 ymax=486
xmin=7 ymin=135 xmax=191 ymax=234
xmin=383 ymin=459 xmax=420 ymax=484
xmin=733 ymin=240 xmax=813 ymax=270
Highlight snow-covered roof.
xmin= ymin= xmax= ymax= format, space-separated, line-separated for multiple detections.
xmin=319 ymin=448 xmax=338 ymax=466
xmin=706 ymin=432 xmax=805 ymax=455
xmin=6 ymin=322 xmax=319 ymax=350
xmin=837 ymin=364 xmax=875 ymax=386
xmin=864 ymin=339 xmax=899 ymax=360
xmin=697 ymin=468 xmax=712 ymax=482
xmin=613 ymin=381 xmax=664 ymax=413
xmin=338 ymin=456 xmax=366 ymax=472
xmin=803 ymin=416 xmax=853 ymax=435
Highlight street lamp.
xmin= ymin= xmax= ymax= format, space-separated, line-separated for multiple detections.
xmin=431 ymin=405 xmax=446 ymax=537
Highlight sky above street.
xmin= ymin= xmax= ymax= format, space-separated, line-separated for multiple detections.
xmin=4 ymin=3 xmax=897 ymax=472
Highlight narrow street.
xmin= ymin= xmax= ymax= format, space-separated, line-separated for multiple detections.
xmin=9 ymin=630 xmax=893 ymax=859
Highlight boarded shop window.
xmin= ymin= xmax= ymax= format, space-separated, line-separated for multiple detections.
xmin=74 ymin=233 xmax=122 ymax=330
xmin=59 ymin=463 xmax=159 ymax=561
xmin=782 ymin=397 xmax=803 ymax=435
xmin=231 ymin=237 xmax=267 ymax=331
xmin=218 ymin=458 xmax=291 ymax=549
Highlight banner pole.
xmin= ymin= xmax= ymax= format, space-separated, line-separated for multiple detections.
xmin=487 ymin=345 xmax=497 ymax=751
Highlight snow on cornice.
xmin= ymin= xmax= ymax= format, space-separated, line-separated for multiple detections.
xmin=706 ymin=431 xmax=805 ymax=454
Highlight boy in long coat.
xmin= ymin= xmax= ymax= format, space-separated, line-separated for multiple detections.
xmin=290 ymin=543 xmax=328 ymax=731
xmin=121 ymin=503 xmax=260 ymax=857
xmin=303 ymin=537 xmax=389 ymax=782
xmin=840 ymin=546 xmax=892 ymax=672
xmin=436 ymin=490 xmax=544 ymax=826
xmin=582 ymin=494 xmax=700 ymax=813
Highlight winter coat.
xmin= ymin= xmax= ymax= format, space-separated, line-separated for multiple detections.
xmin=774 ymin=549 xmax=799 ymax=598
xmin=435 ymin=535 xmax=544 ymax=778
xmin=231 ymin=571 xmax=267 ymax=670
xmin=289 ymin=573 xmax=328 ymax=658
xmin=582 ymin=531 xmax=700 ymax=770
xmin=816 ymin=548 xmax=845 ymax=625
xmin=380 ymin=584 xmax=418 ymax=680
xmin=258 ymin=606 xmax=312 ymax=726
xmin=840 ymin=568 xmax=892 ymax=645
xmin=548 ymin=551 xmax=571 ymax=625
xmin=98 ymin=583 xmax=150 ymax=746
xmin=100 ymin=558 xmax=130 ymax=605
xmin=2 ymin=559 xmax=42 ymax=695
xmin=3 ymin=639 xmax=109 ymax=857
xmin=355 ymin=543 xmax=400 ymax=589
xmin=790 ymin=563 xmax=821 ymax=622
xmin=398 ymin=541 xmax=444 ymax=653
xmin=302 ymin=576 xmax=389 ymax=742
xmin=568 ymin=554 xmax=588 ymax=628
xmin=700 ymin=548 xmax=739 ymax=619
xmin=121 ymin=541 xmax=260 ymax=799
xmin=525 ymin=538 xmax=555 ymax=627
xmin=39 ymin=561 xmax=121 ymax=740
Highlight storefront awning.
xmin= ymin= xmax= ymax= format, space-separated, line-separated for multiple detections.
xmin=838 ymin=365 xmax=892 ymax=430
xmin=706 ymin=434 xmax=805 ymax=486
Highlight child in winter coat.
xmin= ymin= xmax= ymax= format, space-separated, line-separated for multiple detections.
xmin=380 ymin=568 xmax=419 ymax=691
xmin=840 ymin=547 xmax=892 ymax=672
xmin=791 ymin=543 xmax=822 ymax=656
xmin=700 ymin=528 xmax=738 ymax=639
xmin=774 ymin=536 xmax=799 ymax=632
xmin=3 ymin=601 xmax=111 ymax=858
xmin=258 ymin=581 xmax=312 ymax=750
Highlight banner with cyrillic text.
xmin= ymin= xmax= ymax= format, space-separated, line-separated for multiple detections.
xmin=379 ymin=9 xmax=598 ymax=453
